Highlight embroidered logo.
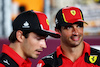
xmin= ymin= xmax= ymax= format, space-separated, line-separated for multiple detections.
xmin=46 ymin=55 xmax=53 ymax=59
xmin=3 ymin=59 xmax=10 ymax=65
xmin=46 ymin=19 xmax=49 ymax=25
xmin=37 ymin=63 xmax=42 ymax=67
xmin=70 ymin=10 xmax=76 ymax=16
xmin=55 ymin=18 xmax=58 ymax=24
xmin=22 ymin=21 xmax=30 ymax=28
xmin=89 ymin=55 xmax=98 ymax=63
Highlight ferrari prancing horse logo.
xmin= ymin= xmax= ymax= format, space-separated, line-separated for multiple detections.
xmin=70 ymin=10 xmax=76 ymax=16
xmin=89 ymin=55 xmax=98 ymax=63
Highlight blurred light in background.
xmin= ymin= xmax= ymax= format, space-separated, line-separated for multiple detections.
xmin=12 ymin=0 xmax=44 ymax=21
xmin=0 ymin=0 xmax=100 ymax=38
xmin=13 ymin=0 xmax=44 ymax=12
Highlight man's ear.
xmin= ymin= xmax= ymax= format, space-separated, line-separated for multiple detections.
xmin=55 ymin=28 xmax=61 ymax=37
xmin=55 ymin=28 xmax=61 ymax=33
xmin=16 ymin=30 xmax=24 ymax=42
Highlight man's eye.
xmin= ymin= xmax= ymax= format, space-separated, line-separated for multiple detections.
xmin=36 ymin=37 xmax=41 ymax=40
xmin=77 ymin=24 xmax=83 ymax=28
xmin=36 ymin=37 xmax=46 ymax=41
xmin=65 ymin=26 xmax=72 ymax=29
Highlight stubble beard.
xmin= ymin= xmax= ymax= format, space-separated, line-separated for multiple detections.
xmin=62 ymin=35 xmax=83 ymax=48
xmin=69 ymin=36 xmax=83 ymax=47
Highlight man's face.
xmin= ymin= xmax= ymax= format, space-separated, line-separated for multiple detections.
xmin=21 ymin=32 xmax=47 ymax=59
xmin=60 ymin=22 xmax=83 ymax=47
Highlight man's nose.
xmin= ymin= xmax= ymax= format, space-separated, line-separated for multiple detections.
xmin=40 ymin=39 xmax=47 ymax=48
xmin=72 ymin=28 xmax=79 ymax=35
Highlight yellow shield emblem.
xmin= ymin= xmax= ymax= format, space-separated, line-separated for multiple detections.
xmin=70 ymin=10 xmax=76 ymax=16
xmin=89 ymin=55 xmax=98 ymax=63
xmin=46 ymin=19 xmax=49 ymax=25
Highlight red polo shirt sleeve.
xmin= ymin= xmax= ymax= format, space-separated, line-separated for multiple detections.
xmin=37 ymin=59 xmax=45 ymax=67
xmin=0 ymin=63 xmax=5 ymax=67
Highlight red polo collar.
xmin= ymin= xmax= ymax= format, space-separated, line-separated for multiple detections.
xmin=2 ymin=44 xmax=32 ymax=67
xmin=56 ymin=41 xmax=90 ymax=58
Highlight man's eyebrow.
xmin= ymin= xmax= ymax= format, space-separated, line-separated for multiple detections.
xmin=37 ymin=35 xmax=47 ymax=38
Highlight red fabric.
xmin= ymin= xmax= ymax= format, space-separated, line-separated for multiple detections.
xmin=1 ymin=44 xmax=32 ymax=67
xmin=37 ymin=60 xmax=45 ymax=67
xmin=62 ymin=7 xmax=84 ymax=23
xmin=0 ymin=63 xmax=5 ymax=67
xmin=35 ymin=12 xmax=49 ymax=30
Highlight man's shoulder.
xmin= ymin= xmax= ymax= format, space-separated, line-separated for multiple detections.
xmin=85 ymin=47 xmax=100 ymax=66
xmin=40 ymin=51 xmax=62 ymax=67
xmin=0 ymin=53 xmax=19 ymax=67
xmin=40 ymin=51 xmax=57 ymax=66
xmin=90 ymin=47 xmax=100 ymax=55
xmin=42 ymin=51 xmax=56 ymax=60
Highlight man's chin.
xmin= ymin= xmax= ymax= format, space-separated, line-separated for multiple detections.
xmin=30 ymin=55 xmax=39 ymax=59
xmin=70 ymin=44 xmax=79 ymax=47
xmin=70 ymin=41 xmax=81 ymax=47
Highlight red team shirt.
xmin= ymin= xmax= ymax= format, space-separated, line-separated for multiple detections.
xmin=37 ymin=42 xmax=100 ymax=67
xmin=0 ymin=44 xmax=32 ymax=67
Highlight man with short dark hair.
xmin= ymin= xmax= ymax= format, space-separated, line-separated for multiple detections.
xmin=0 ymin=10 xmax=60 ymax=67
xmin=37 ymin=6 xmax=100 ymax=67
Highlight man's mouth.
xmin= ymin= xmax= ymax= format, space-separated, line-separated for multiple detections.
xmin=71 ymin=36 xmax=80 ymax=41
xmin=36 ymin=50 xmax=43 ymax=55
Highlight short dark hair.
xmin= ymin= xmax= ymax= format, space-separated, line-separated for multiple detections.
xmin=55 ymin=25 xmax=61 ymax=31
xmin=56 ymin=21 xmax=84 ymax=31
xmin=9 ymin=30 xmax=31 ymax=43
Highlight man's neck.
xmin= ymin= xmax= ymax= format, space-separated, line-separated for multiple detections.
xmin=9 ymin=42 xmax=27 ymax=60
xmin=61 ymin=42 xmax=84 ymax=62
